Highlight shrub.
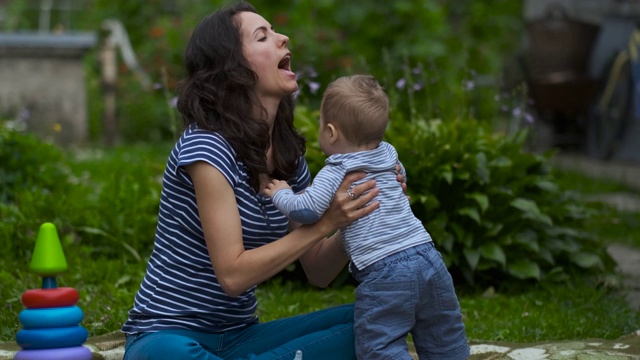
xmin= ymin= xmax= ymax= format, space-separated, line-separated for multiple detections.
xmin=0 ymin=121 xmax=70 ymax=204
xmin=294 ymin=107 xmax=616 ymax=287
xmin=0 ymin=121 xmax=75 ymax=260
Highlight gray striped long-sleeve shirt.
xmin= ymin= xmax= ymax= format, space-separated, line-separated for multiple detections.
xmin=271 ymin=141 xmax=432 ymax=270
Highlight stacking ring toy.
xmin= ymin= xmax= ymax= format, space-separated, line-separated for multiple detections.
xmin=21 ymin=287 xmax=78 ymax=308
xmin=14 ymin=345 xmax=92 ymax=360
xmin=19 ymin=306 xmax=84 ymax=328
xmin=16 ymin=326 xmax=88 ymax=350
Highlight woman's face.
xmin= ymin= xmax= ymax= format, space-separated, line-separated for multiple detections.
xmin=238 ymin=11 xmax=298 ymax=102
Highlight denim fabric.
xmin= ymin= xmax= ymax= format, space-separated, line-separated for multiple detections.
xmin=351 ymin=243 xmax=469 ymax=360
xmin=123 ymin=304 xmax=356 ymax=360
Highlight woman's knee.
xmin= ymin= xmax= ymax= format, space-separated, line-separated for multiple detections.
xmin=125 ymin=331 xmax=220 ymax=360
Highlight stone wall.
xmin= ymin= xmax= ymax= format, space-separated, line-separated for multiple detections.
xmin=0 ymin=32 xmax=96 ymax=146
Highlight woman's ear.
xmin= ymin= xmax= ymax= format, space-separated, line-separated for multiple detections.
xmin=326 ymin=123 xmax=339 ymax=144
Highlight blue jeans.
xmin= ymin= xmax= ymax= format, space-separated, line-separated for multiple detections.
xmin=123 ymin=304 xmax=356 ymax=360
xmin=351 ymin=242 xmax=469 ymax=360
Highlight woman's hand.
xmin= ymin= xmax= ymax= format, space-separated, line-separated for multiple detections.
xmin=316 ymin=172 xmax=380 ymax=233
xmin=396 ymin=164 xmax=409 ymax=200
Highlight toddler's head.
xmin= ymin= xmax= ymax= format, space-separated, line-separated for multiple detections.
xmin=320 ymin=75 xmax=389 ymax=150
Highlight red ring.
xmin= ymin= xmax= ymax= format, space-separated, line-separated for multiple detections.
xmin=22 ymin=288 xmax=79 ymax=308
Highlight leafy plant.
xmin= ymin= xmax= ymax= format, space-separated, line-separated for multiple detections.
xmin=0 ymin=121 xmax=71 ymax=204
xmin=294 ymin=106 xmax=616 ymax=286
xmin=0 ymin=127 xmax=638 ymax=344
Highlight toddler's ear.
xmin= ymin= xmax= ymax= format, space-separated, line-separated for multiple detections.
xmin=327 ymin=123 xmax=339 ymax=144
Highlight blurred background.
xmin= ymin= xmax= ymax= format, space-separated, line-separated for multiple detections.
xmin=0 ymin=0 xmax=639 ymax=162
xmin=2 ymin=2 xmax=640 ymax=342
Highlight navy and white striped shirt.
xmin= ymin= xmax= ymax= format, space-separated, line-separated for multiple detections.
xmin=271 ymin=141 xmax=431 ymax=270
xmin=122 ymin=124 xmax=310 ymax=335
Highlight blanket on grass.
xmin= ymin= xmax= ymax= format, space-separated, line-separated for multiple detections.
xmin=1 ymin=330 xmax=639 ymax=359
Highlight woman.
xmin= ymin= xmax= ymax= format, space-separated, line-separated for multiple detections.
xmin=121 ymin=2 xmax=386 ymax=359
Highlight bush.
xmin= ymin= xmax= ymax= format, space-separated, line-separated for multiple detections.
xmin=0 ymin=121 xmax=70 ymax=204
xmin=0 ymin=121 xmax=74 ymax=261
xmin=5 ymin=1 xmax=523 ymax=143
xmin=294 ymin=107 xmax=616 ymax=287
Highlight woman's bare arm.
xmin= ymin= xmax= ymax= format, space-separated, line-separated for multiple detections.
xmin=187 ymin=163 xmax=379 ymax=297
xmin=299 ymin=172 xmax=380 ymax=287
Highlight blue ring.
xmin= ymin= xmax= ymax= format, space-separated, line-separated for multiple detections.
xmin=16 ymin=326 xmax=88 ymax=350
xmin=19 ymin=306 xmax=83 ymax=328
xmin=14 ymin=346 xmax=92 ymax=360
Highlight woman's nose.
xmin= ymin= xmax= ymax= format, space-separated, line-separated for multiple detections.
xmin=280 ymin=34 xmax=289 ymax=48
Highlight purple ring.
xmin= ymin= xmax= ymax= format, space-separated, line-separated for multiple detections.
xmin=14 ymin=346 xmax=92 ymax=360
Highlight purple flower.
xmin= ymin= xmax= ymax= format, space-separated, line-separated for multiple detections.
xmin=306 ymin=66 xmax=318 ymax=78
xmin=396 ymin=78 xmax=406 ymax=90
xmin=296 ymin=65 xmax=318 ymax=81
xmin=307 ymin=81 xmax=320 ymax=95
xmin=524 ymin=112 xmax=535 ymax=124
xmin=169 ymin=96 xmax=178 ymax=108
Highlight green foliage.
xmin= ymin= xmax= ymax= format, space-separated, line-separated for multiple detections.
xmin=61 ymin=144 xmax=169 ymax=258
xmin=0 ymin=122 xmax=70 ymax=204
xmin=5 ymin=1 xmax=524 ymax=142
xmin=0 ymin=121 xmax=168 ymax=265
xmin=387 ymin=119 xmax=615 ymax=285
xmin=294 ymin=107 xmax=616 ymax=286
xmin=0 ymin=126 xmax=638 ymax=343
xmin=0 ymin=123 xmax=74 ymax=262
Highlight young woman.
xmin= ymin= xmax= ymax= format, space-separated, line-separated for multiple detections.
xmin=121 ymin=2 xmax=388 ymax=359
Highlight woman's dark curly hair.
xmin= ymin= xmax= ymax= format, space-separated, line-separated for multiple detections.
xmin=176 ymin=1 xmax=306 ymax=192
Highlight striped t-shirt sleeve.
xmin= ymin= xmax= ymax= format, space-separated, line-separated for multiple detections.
xmin=175 ymin=129 xmax=239 ymax=187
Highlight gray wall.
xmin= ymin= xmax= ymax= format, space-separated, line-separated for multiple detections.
xmin=524 ymin=0 xmax=640 ymax=24
xmin=0 ymin=33 xmax=95 ymax=146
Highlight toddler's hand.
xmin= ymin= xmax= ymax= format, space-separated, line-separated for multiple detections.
xmin=262 ymin=179 xmax=291 ymax=198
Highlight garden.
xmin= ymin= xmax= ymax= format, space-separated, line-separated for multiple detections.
xmin=1 ymin=0 xmax=640 ymax=353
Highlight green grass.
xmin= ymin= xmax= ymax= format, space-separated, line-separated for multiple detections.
xmin=551 ymin=169 xmax=633 ymax=195
xmin=1 ymin=148 xmax=640 ymax=345
xmin=2 ymin=264 xmax=638 ymax=344
xmin=459 ymin=279 xmax=640 ymax=342
xmin=257 ymin=278 xmax=640 ymax=343
xmin=552 ymin=169 xmax=640 ymax=249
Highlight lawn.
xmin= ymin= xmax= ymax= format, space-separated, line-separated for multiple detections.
xmin=1 ymin=143 xmax=639 ymax=344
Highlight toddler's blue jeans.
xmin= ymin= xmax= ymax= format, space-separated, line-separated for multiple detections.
xmin=123 ymin=304 xmax=356 ymax=360
xmin=351 ymin=242 xmax=470 ymax=360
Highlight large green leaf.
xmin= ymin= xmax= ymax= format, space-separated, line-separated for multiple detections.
xmin=570 ymin=252 xmax=603 ymax=270
xmin=464 ymin=248 xmax=481 ymax=270
xmin=514 ymin=230 xmax=539 ymax=252
xmin=507 ymin=260 xmax=541 ymax=280
xmin=475 ymin=152 xmax=489 ymax=183
xmin=479 ymin=242 xmax=506 ymax=267
xmin=457 ymin=207 xmax=481 ymax=224
xmin=510 ymin=198 xmax=553 ymax=226
xmin=467 ymin=192 xmax=489 ymax=213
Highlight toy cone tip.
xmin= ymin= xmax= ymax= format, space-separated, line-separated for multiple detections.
xmin=29 ymin=222 xmax=68 ymax=276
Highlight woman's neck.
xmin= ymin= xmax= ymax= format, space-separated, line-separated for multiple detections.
xmin=255 ymin=96 xmax=280 ymax=130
